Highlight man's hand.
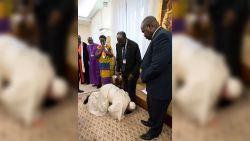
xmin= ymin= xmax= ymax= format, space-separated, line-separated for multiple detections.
xmin=103 ymin=47 xmax=109 ymax=53
xmin=138 ymin=77 xmax=143 ymax=83
xmin=100 ymin=45 xmax=105 ymax=50
xmin=115 ymin=71 xmax=120 ymax=76
xmin=223 ymin=10 xmax=236 ymax=27
xmin=128 ymin=74 xmax=133 ymax=80
xmin=48 ymin=10 xmax=62 ymax=27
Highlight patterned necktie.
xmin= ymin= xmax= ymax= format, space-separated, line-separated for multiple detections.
xmin=122 ymin=47 xmax=126 ymax=72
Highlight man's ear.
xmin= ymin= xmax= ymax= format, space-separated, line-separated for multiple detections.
xmin=147 ymin=25 xmax=150 ymax=31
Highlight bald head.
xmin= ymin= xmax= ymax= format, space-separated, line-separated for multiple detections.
xmin=141 ymin=16 xmax=159 ymax=28
xmin=117 ymin=31 xmax=127 ymax=46
xmin=88 ymin=37 xmax=93 ymax=44
xmin=141 ymin=16 xmax=160 ymax=40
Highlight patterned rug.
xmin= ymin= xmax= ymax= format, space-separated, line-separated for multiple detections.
xmin=78 ymin=89 xmax=172 ymax=141
xmin=173 ymin=90 xmax=250 ymax=141
xmin=0 ymin=90 xmax=78 ymax=141
xmin=79 ymin=84 xmax=99 ymax=95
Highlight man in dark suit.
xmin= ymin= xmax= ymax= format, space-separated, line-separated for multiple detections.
xmin=140 ymin=16 xmax=172 ymax=140
xmin=34 ymin=0 xmax=76 ymax=77
xmin=208 ymin=0 xmax=249 ymax=78
xmin=82 ymin=42 xmax=90 ymax=84
xmin=116 ymin=31 xmax=142 ymax=103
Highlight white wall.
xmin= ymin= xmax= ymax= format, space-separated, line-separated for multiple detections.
xmin=88 ymin=0 xmax=160 ymax=57
xmin=78 ymin=23 xmax=91 ymax=43
xmin=78 ymin=22 xmax=91 ymax=72
xmin=90 ymin=11 xmax=102 ymax=44
xmin=110 ymin=0 xmax=160 ymax=57
xmin=90 ymin=0 xmax=112 ymax=45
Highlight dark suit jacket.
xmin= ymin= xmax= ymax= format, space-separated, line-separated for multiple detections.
xmin=34 ymin=0 xmax=76 ymax=25
xmin=116 ymin=39 xmax=142 ymax=78
xmin=208 ymin=0 xmax=249 ymax=25
xmin=82 ymin=42 xmax=89 ymax=64
xmin=141 ymin=27 xmax=172 ymax=100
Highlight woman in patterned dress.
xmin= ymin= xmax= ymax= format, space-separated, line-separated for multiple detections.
xmin=95 ymin=35 xmax=114 ymax=85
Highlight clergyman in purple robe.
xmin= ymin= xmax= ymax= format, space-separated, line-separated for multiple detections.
xmin=87 ymin=37 xmax=101 ymax=88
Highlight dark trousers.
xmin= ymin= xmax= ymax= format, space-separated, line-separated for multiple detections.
xmin=78 ymin=70 xmax=83 ymax=84
xmin=212 ymin=22 xmax=246 ymax=78
xmin=37 ymin=22 xmax=71 ymax=77
xmin=122 ymin=73 xmax=137 ymax=102
xmin=147 ymin=93 xmax=171 ymax=136
xmin=83 ymin=61 xmax=90 ymax=84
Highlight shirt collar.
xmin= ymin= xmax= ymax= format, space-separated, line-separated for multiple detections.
xmin=125 ymin=39 xmax=128 ymax=48
xmin=152 ymin=26 xmax=161 ymax=39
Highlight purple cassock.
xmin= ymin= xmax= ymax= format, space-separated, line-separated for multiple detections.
xmin=0 ymin=19 xmax=10 ymax=33
xmin=87 ymin=43 xmax=101 ymax=85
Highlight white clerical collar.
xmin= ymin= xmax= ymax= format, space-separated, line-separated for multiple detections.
xmin=152 ymin=26 xmax=161 ymax=39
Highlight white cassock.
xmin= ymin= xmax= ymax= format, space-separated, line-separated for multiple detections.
xmin=0 ymin=34 xmax=68 ymax=125
xmin=87 ymin=84 xmax=136 ymax=121
xmin=173 ymin=34 xmax=242 ymax=124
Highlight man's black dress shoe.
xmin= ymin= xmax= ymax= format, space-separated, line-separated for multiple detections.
xmin=97 ymin=84 xmax=102 ymax=88
xmin=124 ymin=109 xmax=133 ymax=115
xmin=141 ymin=120 xmax=152 ymax=127
xmin=78 ymin=89 xmax=84 ymax=93
xmin=140 ymin=133 xmax=158 ymax=140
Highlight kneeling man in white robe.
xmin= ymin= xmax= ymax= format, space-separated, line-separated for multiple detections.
xmin=173 ymin=34 xmax=243 ymax=125
xmin=0 ymin=34 xmax=68 ymax=125
xmin=84 ymin=84 xmax=136 ymax=121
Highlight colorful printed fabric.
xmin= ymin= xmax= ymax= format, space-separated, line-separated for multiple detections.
xmin=0 ymin=1 xmax=12 ymax=19
xmin=172 ymin=0 xmax=187 ymax=33
xmin=0 ymin=19 xmax=10 ymax=33
xmin=0 ymin=1 xmax=12 ymax=33
xmin=106 ymin=37 xmax=115 ymax=76
xmin=97 ymin=44 xmax=113 ymax=84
